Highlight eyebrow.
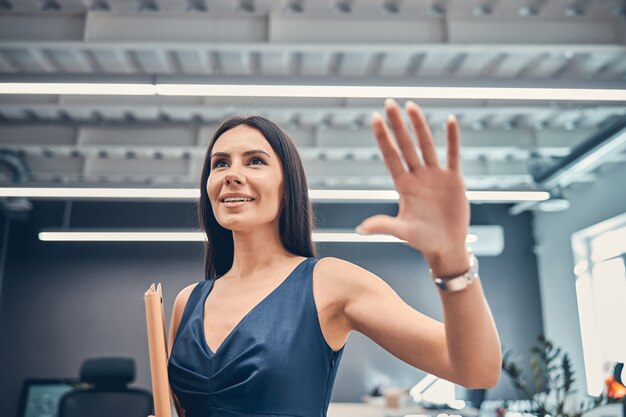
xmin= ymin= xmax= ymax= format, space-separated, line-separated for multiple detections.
xmin=210 ymin=149 xmax=271 ymax=159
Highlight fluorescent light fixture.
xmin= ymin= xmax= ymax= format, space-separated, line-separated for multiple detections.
xmin=37 ymin=225 xmax=504 ymax=255
xmin=0 ymin=83 xmax=156 ymax=95
xmin=0 ymin=82 xmax=624 ymax=101
xmin=314 ymin=232 xmax=476 ymax=243
xmin=0 ymin=187 xmax=550 ymax=202
xmin=155 ymin=85 xmax=626 ymax=101
xmin=39 ymin=230 xmax=202 ymax=242
xmin=465 ymin=190 xmax=549 ymax=202
xmin=0 ymin=187 xmax=198 ymax=199
xmin=38 ymin=229 xmax=476 ymax=244
xmin=309 ymin=189 xmax=400 ymax=201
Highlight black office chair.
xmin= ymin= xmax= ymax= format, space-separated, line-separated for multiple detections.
xmin=59 ymin=356 xmax=153 ymax=417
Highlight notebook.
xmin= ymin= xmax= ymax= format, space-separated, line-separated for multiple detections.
xmin=144 ymin=283 xmax=173 ymax=417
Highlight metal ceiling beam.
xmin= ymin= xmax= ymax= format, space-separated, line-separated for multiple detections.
xmin=1 ymin=42 xmax=624 ymax=81
xmin=509 ymin=115 xmax=626 ymax=215
xmin=0 ymin=103 xmax=619 ymax=129
xmin=534 ymin=115 xmax=626 ymax=188
xmin=0 ymin=10 xmax=623 ymax=43
xmin=2 ymin=42 xmax=624 ymax=55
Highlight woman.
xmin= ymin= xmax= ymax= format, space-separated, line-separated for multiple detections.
xmin=160 ymin=98 xmax=501 ymax=417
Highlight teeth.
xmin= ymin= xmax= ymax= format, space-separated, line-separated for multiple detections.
xmin=223 ymin=197 xmax=252 ymax=203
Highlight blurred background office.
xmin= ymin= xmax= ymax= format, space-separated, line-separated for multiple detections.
xmin=0 ymin=1 xmax=625 ymax=417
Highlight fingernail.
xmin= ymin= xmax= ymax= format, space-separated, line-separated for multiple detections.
xmin=355 ymin=225 xmax=364 ymax=235
xmin=405 ymin=100 xmax=416 ymax=108
xmin=372 ymin=111 xmax=382 ymax=121
xmin=385 ymin=98 xmax=395 ymax=107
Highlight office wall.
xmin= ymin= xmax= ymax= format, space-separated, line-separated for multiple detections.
xmin=0 ymin=200 xmax=542 ymax=415
xmin=533 ymin=162 xmax=626 ymax=396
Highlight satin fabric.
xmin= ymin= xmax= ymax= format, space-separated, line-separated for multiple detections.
xmin=168 ymin=257 xmax=345 ymax=417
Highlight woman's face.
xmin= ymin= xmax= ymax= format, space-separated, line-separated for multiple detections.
xmin=207 ymin=125 xmax=285 ymax=232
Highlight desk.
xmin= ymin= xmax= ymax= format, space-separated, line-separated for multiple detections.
xmin=327 ymin=402 xmax=481 ymax=417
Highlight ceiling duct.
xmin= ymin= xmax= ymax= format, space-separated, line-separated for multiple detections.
xmin=510 ymin=114 xmax=626 ymax=215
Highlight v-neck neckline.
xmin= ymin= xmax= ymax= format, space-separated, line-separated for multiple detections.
xmin=201 ymin=257 xmax=310 ymax=357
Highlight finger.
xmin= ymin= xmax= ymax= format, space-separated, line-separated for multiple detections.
xmin=405 ymin=100 xmax=440 ymax=168
xmin=356 ymin=214 xmax=405 ymax=238
xmin=371 ymin=111 xmax=406 ymax=180
xmin=446 ymin=114 xmax=461 ymax=172
xmin=384 ymin=98 xmax=422 ymax=172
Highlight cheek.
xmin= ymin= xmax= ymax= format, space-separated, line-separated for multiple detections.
xmin=265 ymin=177 xmax=282 ymax=200
xmin=206 ymin=175 xmax=218 ymax=199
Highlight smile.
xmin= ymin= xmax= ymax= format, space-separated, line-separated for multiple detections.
xmin=221 ymin=199 xmax=255 ymax=207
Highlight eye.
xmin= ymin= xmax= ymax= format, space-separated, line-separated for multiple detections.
xmin=250 ymin=157 xmax=265 ymax=165
xmin=212 ymin=159 xmax=227 ymax=169
xmin=211 ymin=156 xmax=266 ymax=169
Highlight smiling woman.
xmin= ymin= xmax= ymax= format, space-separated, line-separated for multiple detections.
xmin=162 ymin=102 xmax=501 ymax=417
xmin=198 ymin=116 xmax=318 ymax=280
xmin=164 ymin=116 xmax=330 ymax=417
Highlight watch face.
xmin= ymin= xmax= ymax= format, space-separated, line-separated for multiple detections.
xmin=435 ymin=276 xmax=469 ymax=292
xmin=470 ymin=253 xmax=479 ymax=275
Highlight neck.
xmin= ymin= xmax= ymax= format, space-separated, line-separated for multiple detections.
xmin=226 ymin=223 xmax=298 ymax=281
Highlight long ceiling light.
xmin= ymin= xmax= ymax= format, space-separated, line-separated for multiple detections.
xmin=36 ymin=226 xmax=505 ymax=255
xmin=0 ymin=187 xmax=550 ymax=202
xmin=0 ymin=83 xmax=156 ymax=95
xmin=156 ymin=84 xmax=626 ymax=101
xmin=0 ymin=187 xmax=198 ymax=199
xmin=36 ymin=230 xmax=479 ymax=244
xmin=0 ymin=82 xmax=624 ymax=101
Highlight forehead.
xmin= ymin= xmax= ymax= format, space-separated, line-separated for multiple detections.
xmin=212 ymin=125 xmax=273 ymax=154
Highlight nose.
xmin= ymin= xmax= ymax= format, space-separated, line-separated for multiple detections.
xmin=224 ymin=172 xmax=245 ymax=185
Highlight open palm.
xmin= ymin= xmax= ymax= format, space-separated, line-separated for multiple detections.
xmin=357 ymin=99 xmax=470 ymax=258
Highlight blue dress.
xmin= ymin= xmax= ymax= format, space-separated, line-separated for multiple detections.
xmin=168 ymin=257 xmax=346 ymax=417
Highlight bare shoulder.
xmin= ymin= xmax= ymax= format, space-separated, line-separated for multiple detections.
xmin=173 ymin=282 xmax=200 ymax=312
xmin=169 ymin=281 xmax=202 ymax=332
xmin=178 ymin=282 xmax=200 ymax=298
xmin=315 ymin=256 xmax=365 ymax=279
xmin=314 ymin=256 xmax=401 ymax=333
xmin=169 ymin=282 xmax=202 ymax=345
xmin=314 ymin=257 xmax=391 ymax=320
xmin=168 ymin=282 xmax=201 ymax=417
xmin=315 ymin=256 xmax=389 ymax=293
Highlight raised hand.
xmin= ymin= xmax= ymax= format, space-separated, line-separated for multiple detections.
xmin=356 ymin=98 xmax=470 ymax=261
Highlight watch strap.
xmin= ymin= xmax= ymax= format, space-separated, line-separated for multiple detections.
xmin=430 ymin=248 xmax=479 ymax=292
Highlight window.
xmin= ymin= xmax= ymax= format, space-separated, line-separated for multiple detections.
xmin=572 ymin=213 xmax=626 ymax=396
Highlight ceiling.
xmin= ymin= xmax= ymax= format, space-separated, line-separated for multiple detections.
xmin=0 ymin=0 xmax=625 ymax=211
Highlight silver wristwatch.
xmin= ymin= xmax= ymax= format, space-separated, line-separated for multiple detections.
xmin=430 ymin=247 xmax=479 ymax=292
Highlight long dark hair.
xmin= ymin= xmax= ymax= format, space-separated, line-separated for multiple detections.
xmin=197 ymin=115 xmax=318 ymax=280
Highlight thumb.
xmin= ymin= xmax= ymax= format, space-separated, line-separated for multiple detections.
xmin=355 ymin=215 xmax=403 ymax=237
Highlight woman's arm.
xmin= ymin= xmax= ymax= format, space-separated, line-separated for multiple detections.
xmin=166 ymin=283 xmax=198 ymax=417
xmin=316 ymin=256 xmax=500 ymax=388
xmin=426 ymin=247 xmax=501 ymax=387
xmin=338 ymin=98 xmax=501 ymax=388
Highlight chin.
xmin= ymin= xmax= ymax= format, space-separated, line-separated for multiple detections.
xmin=216 ymin=218 xmax=256 ymax=231
xmin=216 ymin=218 xmax=244 ymax=229
xmin=215 ymin=213 xmax=281 ymax=232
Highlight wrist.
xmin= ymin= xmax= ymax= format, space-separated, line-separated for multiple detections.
xmin=425 ymin=246 xmax=471 ymax=278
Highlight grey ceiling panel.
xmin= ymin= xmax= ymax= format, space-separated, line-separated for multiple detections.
xmin=0 ymin=1 xmax=624 ymax=206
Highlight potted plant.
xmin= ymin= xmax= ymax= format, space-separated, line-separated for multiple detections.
xmin=500 ymin=333 xmax=625 ymax=417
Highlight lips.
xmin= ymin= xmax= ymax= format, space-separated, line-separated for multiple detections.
xmin=221 ymin=199 xmax=255 ymax=207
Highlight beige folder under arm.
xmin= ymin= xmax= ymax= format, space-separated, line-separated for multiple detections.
xmin=144 ymin=283 xmax=173 ymax=417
